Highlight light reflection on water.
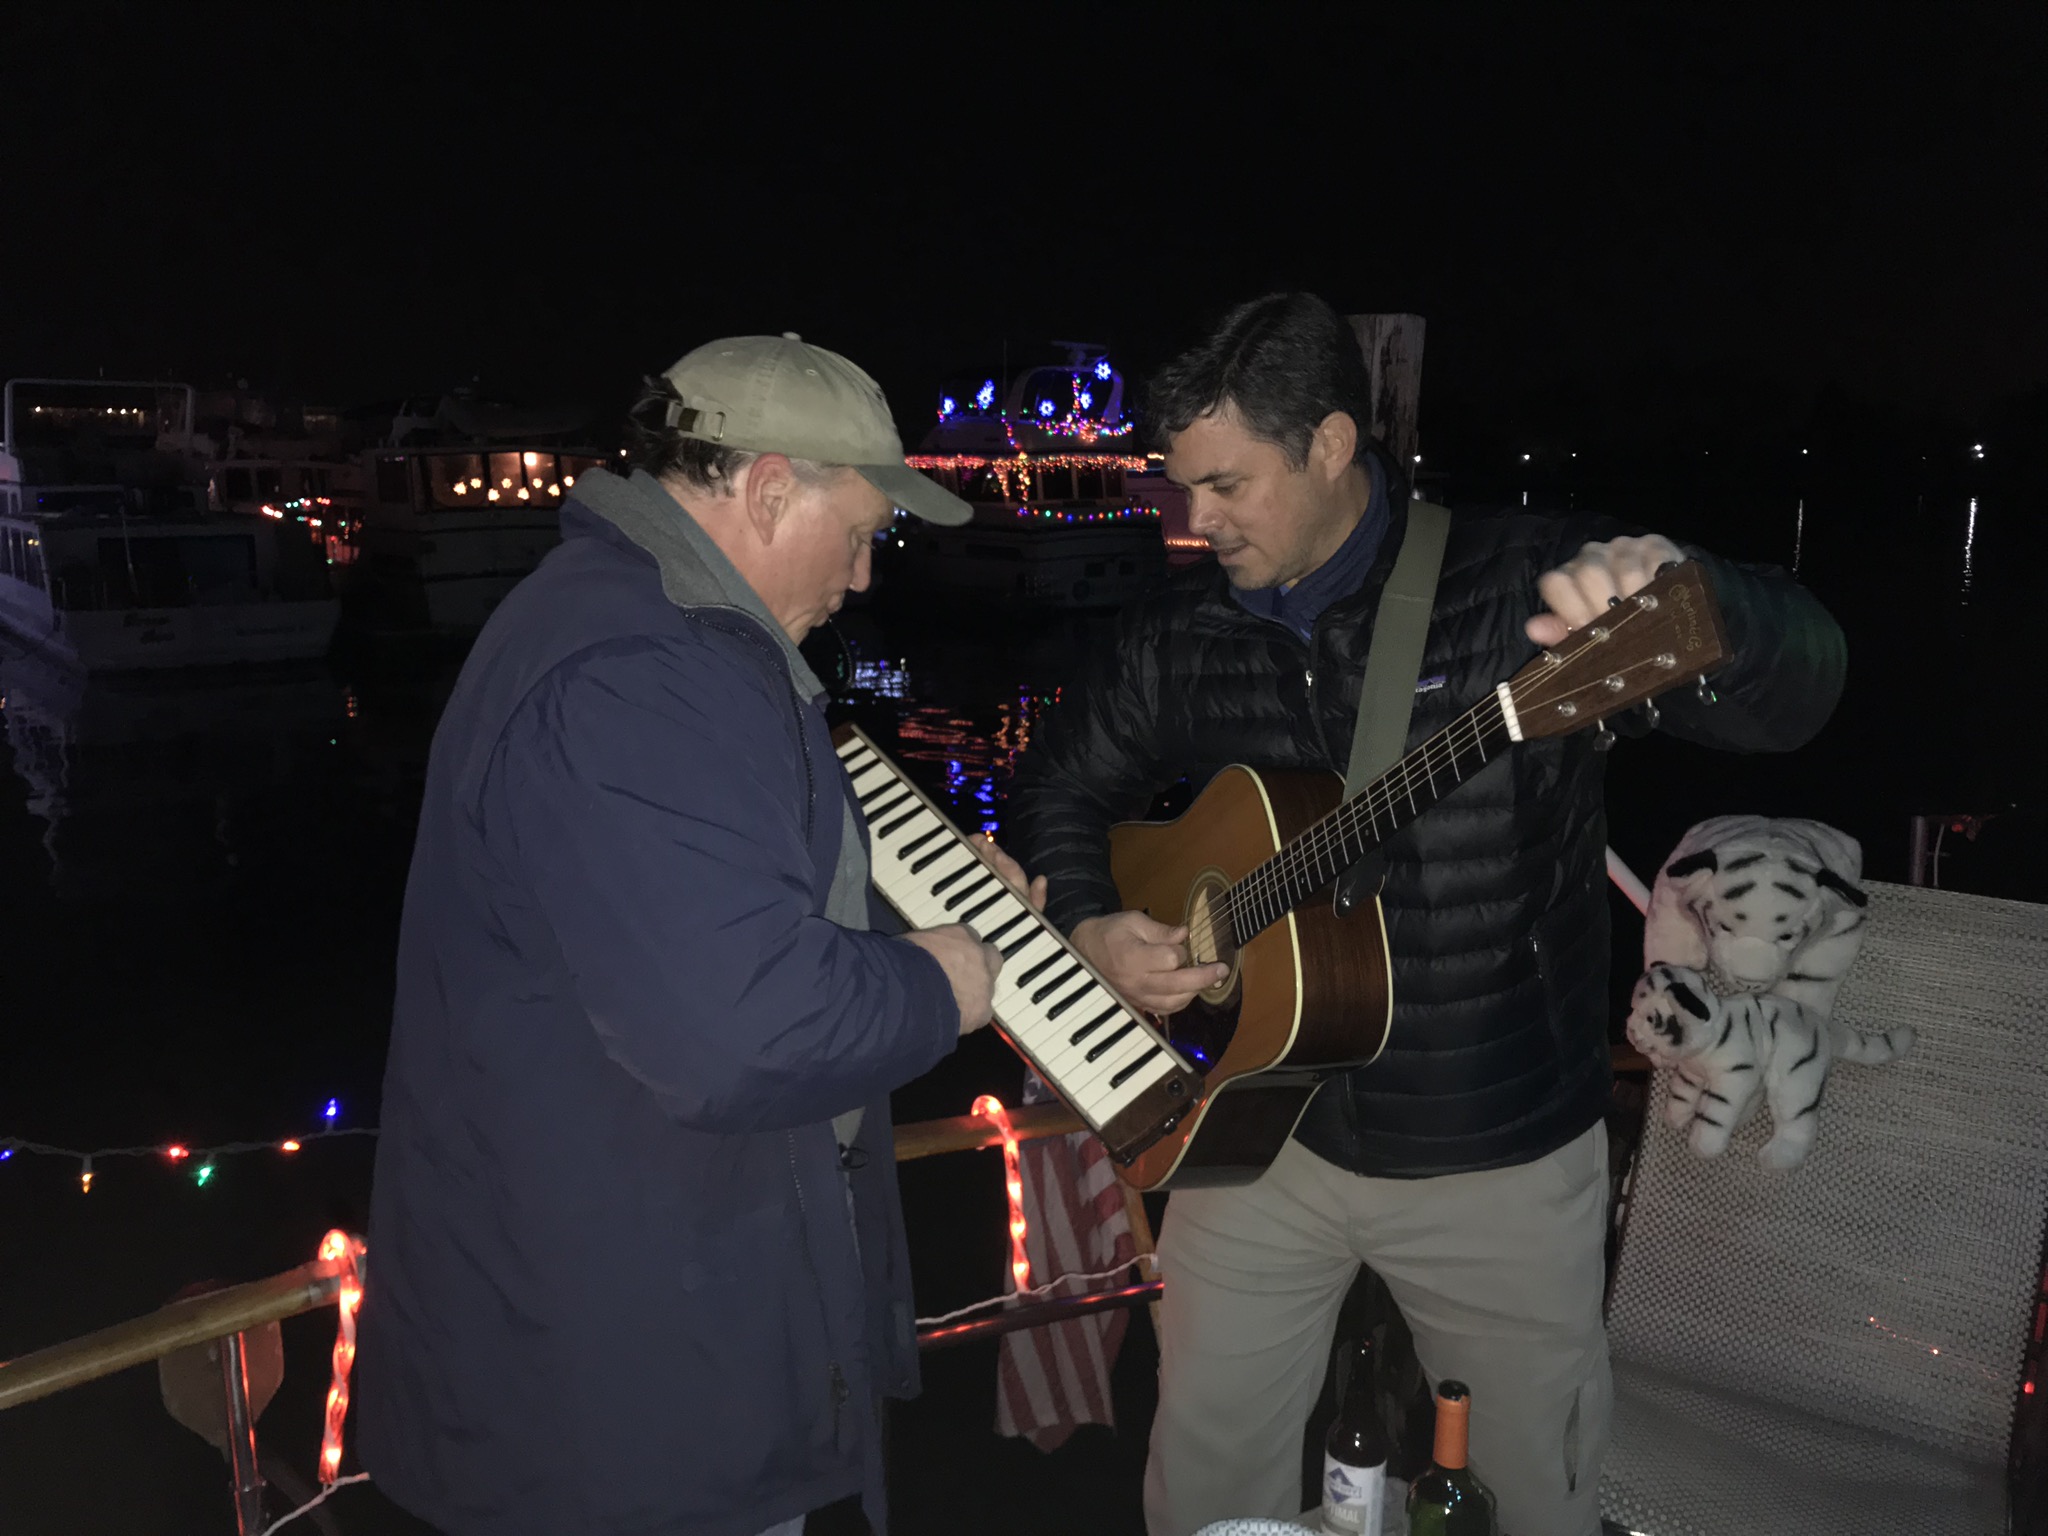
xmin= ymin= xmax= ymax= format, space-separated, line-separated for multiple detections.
xmin=890 ymin=692 xmax=1046 ymax=837
xmin=1962 ymin=496 xmax=1978 ymax=604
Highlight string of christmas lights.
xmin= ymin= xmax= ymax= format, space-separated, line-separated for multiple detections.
xmin=971 ymin=1094 xmax=1032 ymax=1292
xmin=0 ymin=1099 xmax=374 ymax=1192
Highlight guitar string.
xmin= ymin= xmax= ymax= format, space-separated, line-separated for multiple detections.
xmin=1253 ymin=590 xmax=1682 ymax=915
xmin=1227 ymin=644 xmax=1679 ymax=940
xmin=1214 ymin=611 xmax=1687 ymax=944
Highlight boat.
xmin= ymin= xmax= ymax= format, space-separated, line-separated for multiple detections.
xmin=342 ymin=392 xmax=613 ymax=633
xmin=0 ymin=380 xmax=340 ymax=670
xmin=893 ymin=345 xmax=1181 ymax=608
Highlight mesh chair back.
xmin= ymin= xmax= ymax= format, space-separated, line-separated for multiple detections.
xmin=1603 ymin=881 xmax=2048 ymax=1534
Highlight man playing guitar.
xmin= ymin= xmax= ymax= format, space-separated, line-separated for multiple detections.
xmin=1007 ymin=293 xmax=1846 ymax=1536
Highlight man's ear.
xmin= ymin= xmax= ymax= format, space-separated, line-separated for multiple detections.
xmin=739 ymin=454 xmax=795 ymax=545
xmin=1310 ymin=411 xmax=1359 ymax=484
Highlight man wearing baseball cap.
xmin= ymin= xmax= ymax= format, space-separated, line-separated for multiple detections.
xmin=360 ymin=335 xmax=1033 ymax=1536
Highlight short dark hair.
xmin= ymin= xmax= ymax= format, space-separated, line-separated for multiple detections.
xmin=625 ymin=376 xmax=760 ymax=492
xmin=1147 ymin=292 xmax=1376 ymax=468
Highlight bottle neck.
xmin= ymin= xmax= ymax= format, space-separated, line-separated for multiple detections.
xmin=1432 ymin=1389 xmax=1470 ymax=1471
xmin=1339 ymin=1340 xmax=1376 ymax=1416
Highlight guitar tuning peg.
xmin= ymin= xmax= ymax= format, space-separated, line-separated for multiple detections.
xmin=1592 ymin=720 xmax=1617 ymax=753
xmin=1656 ymin=558 xmax=1683 ymax=574
xmin=1639 ymin=698 xmax=1661 ymax=729
xmin=1695 ymin=673 xmax=1718 ymax=706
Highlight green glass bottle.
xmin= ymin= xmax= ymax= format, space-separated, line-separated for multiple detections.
xmin=1404 ymin=1380 xmax=1498 ymax=1536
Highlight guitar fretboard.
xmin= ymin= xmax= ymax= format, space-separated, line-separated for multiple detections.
xmin=1222 ymin=689 xmax=1519 ymax=945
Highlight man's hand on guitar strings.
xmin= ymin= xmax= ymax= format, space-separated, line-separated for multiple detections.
xmin=1072 ymin=910 xmax=1233 ymax=1016
xmin=1525 ymin=534 xmax=1686 ymax=647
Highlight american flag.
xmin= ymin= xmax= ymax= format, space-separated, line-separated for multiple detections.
xmin=994 ymin=1073 xmax=1140 ymax=1451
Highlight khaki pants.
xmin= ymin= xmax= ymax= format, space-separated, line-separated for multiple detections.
xmin=1144 ymin=1126 xmax=1611 ymax=1536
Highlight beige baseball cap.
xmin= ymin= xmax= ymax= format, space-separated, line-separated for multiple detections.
xmin=660 ymin=332 xmax=971 ymax=526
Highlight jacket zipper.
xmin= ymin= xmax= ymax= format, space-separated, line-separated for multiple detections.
xmin=785 ymin=1131 xmax=849 ymax=1447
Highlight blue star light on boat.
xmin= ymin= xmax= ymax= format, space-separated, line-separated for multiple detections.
xmin=1095 ymin=359 xmax=1113 ymax=380
xmin=975 ymin=380 xmax=996 ymax=410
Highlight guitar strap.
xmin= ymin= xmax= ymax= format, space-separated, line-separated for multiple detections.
xmin=1333 ymin=497 xmax=1452 ymax=917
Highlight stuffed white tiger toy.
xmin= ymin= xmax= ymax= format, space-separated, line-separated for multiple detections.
xmin=1633 ymin=816 xmax=1913 ymax=1168
xmin=1626 ymin=963 xmax=1910 ymax=1169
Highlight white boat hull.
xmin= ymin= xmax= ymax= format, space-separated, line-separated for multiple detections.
xmin=0 ymin=591 xmax=339 ymax=670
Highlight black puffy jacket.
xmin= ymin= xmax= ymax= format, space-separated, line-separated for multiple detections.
xmin=1007 ymin=475 xmax=1847 ymax=1178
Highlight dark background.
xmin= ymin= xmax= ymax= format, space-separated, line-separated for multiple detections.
xmin=4 ymin=6 xmax=2043 ymax=456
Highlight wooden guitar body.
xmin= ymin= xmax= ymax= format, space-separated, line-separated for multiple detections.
xmin=1108 ymin=765 xmax=1393 ymax=1189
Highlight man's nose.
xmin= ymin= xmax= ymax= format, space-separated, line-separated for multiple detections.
xmin=1186 ymin=496 xmax=1223 ymax=536
xmin=850 ymin=544 xmax=874 ymax=594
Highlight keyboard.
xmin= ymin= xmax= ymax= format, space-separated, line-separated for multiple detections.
xmin=834 ymin=725 xmax=1202 ymax=1164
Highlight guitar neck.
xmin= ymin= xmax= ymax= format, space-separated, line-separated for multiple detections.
xmin=1227 ymin=690 xmax=1516 ymax=939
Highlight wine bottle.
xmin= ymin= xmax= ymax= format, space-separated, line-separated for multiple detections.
xmin=1320 ymin=1337 xmax=1390 ymax=1535
xmin=1404 ymin=1380 xmax=1498 ymax=1536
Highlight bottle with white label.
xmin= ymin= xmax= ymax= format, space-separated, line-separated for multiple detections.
xmin=1321 ymin=1336 xmax=1389 ymax=1536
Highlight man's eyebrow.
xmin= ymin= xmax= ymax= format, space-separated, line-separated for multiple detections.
xmin=1187 ymin=468 xmax=1237 ymax=487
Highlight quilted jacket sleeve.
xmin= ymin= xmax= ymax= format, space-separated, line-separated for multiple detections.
xmin=1007 ymin=600 xmax=1171 ymax=934
xmin=1536 ymin=514 xmax=1847 ymax=752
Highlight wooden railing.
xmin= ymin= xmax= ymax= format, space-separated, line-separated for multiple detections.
xmin=0 ymin=1045 xmax=1651 ymax=1408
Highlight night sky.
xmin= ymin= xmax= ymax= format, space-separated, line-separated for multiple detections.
xmin=6 ymin=7 xmax=2042 ymax=438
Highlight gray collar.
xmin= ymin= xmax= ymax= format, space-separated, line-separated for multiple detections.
xmin=570 ymin=466 xmax=827 ymax=700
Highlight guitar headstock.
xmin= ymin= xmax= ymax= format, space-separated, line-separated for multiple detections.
xmin=1505 ymin=560 xmax=1729 ymax=741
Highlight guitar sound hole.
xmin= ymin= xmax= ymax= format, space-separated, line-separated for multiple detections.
xmin=1170 ymin=872 xmax=1244 ymax=1069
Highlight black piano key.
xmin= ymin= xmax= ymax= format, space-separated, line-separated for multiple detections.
xmin=929 ymin=860 xmax=978 ymax=897
xmin=876 ymin=805 xmax=927 ymax=840
xmin=1001 ymin=928 xmax=1050 ymax=960
xmin=865 ymin=790 xmax=915 ymax=823
xmin=1029 ymin=963 xmax=1084 ymax=1005
xmin=1014 ymin=950 xmax=1063 ymax=987
xmin=898 ymin=826 xmax=944 ymax=857
xmin=909 ymin=844 xmax=960 ymax=875
xmin=1044 ymin=979 xmax=1096 ymax=1019
xmin=944 ymin=875 xmax=999 ymax=912
xmin=856 ymin=777 xmax=899 ymax=807
xmin=959 ymin=890 xmax=1009 ymax=926
xmin=1084 ymin=1018 xmax=1140 ymax=1062
xmin=845 ymin=757 xmax=886 ymax=782
xmin=983 ymin=910 xmax=1031 ymax=945
xmin=1107 ymin=1045 xmax=1164 ymax=1090
xmin=1070 ymin=1003 xmax=1122 ymax=1046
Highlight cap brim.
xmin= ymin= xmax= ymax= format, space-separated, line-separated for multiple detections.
xmin=858 ymin=462 xmax=973 ymax=527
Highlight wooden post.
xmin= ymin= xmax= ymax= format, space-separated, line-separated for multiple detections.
xmin=1347 ymin=313 xmax=1427 ymax=473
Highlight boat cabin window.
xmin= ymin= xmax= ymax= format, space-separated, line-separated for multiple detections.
xmin=958 ymin=465 xmax=1008 ymax=502
xmin=375 ymin=456 xmax=414 ymax=506
xmin=427 ymin=454 xmax=489 ymax=507
xmin=255 ymin=467 xmax=283 ymax=500
xmin=224 ymin=467 xmax=256 ymax=502
xmin=1 ymin=526 xmax=42 ymax=587
xmin=79 ymin=534 xmax=258 ymax=609
xmin=1032 ymin=466 xmax=1074 ymax=503
xmin=1074 ymin=467 xmax=1105 ymax=499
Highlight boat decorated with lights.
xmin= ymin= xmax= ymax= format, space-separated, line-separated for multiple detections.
xmin=894 ymin=345 xmax=1180 ymax=609
xmin=0 ymin=380 xmax=340 ymax=670
xmin=345 ymin=393 xmax=613 ymax=632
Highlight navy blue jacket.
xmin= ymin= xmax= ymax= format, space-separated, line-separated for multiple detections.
xmin=359 ymin=500 xmax=959 ymax=1535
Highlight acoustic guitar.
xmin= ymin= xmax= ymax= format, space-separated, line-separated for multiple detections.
xmin=1106 ymin=559 xmax=1729 ymax=1188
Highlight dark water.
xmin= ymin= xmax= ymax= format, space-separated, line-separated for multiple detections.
xmin=0 ymin=472 xmax=2039 ymax=1534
